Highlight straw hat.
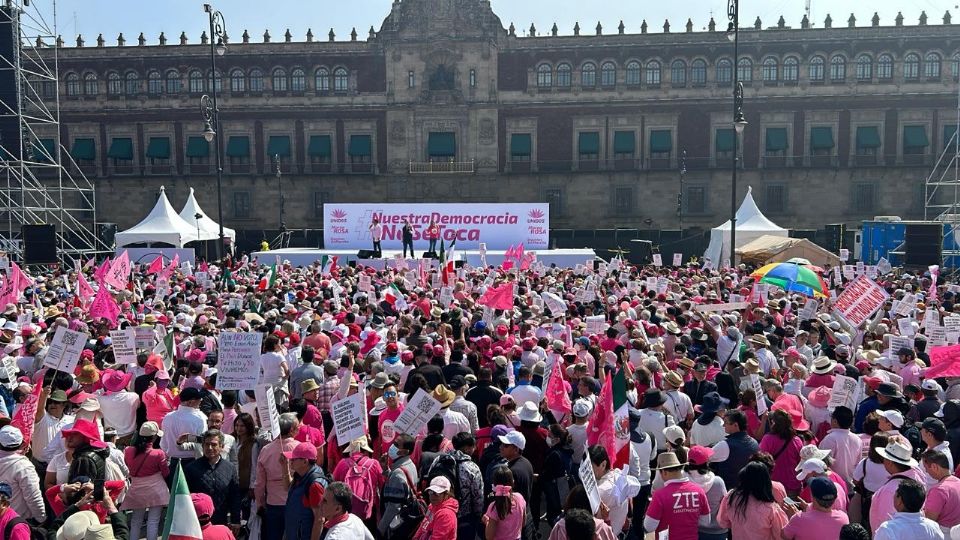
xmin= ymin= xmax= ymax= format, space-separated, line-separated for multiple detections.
xmin=655 ymin=451 xmax=687 ymax=470
xmin=430 ymin=384 xmax=456 ymax=408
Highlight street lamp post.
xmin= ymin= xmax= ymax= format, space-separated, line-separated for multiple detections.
xmin=201 ymin=3 xmax=226 ymax=261
xmin=678 ymin=149 xmax=687 ymax=232
xmin=275 ymin=153 xmax=284 ymax=229
xmin=727 ymin=0 xmax=748 ymax=267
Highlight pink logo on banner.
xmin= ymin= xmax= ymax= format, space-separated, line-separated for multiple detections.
xmin=88 ymin=285 xmax=120 ymax=327
xmin=103 ymin=251 xmax=130 ymax=290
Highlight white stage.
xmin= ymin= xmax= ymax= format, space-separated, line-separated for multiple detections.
xmin=252 ymin=248 xmax=598 ymax=269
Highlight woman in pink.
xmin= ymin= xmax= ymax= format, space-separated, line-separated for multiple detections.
xmin=738 ymin=390 xmax=763 ymax=440
xmin=546 ymin=485 xmax=616 ymax=540
xmin=717 ymin=462 xmax=789 ymax=540
xmin=758 ymin=409 xmax=805 ymax=495
xmin=122 ymin=421 xmax=170 ymax=540
xmin=483 ymin=465 xmax=526 ymax=540
xmin=141 ymin=370 xmax=175 ymax=423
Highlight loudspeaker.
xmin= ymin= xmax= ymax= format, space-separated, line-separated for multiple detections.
xmin=905 ymin=223 xmax=942 ymax=268
xmin=628 ymin=239 xmax=653 ymax=265
xmin=98 ymin=223 xmax=117 ymax=249
xmin=0 ymin=8 xmax=20 ymax=160
xmin=824 ymin=224 xmax=844 ymax=253
xmin=356 ymin=249 xmax=377 ymax=259
xmin=422 ymin=251 xmax=438 ymax=259
xmin=22 ymin=224 xmax=56 ymax=264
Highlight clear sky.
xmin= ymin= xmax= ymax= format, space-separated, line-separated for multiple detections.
xmin=25 ymin=0 xmax=956 ymax=45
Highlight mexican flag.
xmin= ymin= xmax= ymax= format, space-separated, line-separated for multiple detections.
xmin=154 ymin=332 xmax=176 ymax=371
xmin=161 ymin=463 xmax=202 ymax=540
xmin=588 ymin=368 xmax=630 ymax=468
xmin=383 ymin=283 xmax=408 ymax=310
xmin=441 ymin=239 xmax=456 ymax=285
xmin=321 ymin=255 xmax=339 ymax=276
xmin=258 ymin=264 xmax=277 ymax=291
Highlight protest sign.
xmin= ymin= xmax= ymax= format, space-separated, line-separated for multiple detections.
xmin=672 ymin=253 xmax=682 ymax=266
xmin=842 ymin=265 xmax=855 ymax=280
xmin=394 ymin=389 xmax=443 ymax=436
xmin=646 ymin=277 xmax=657 ymax=290
xmin=135 ymin=327 xmax=157 ymax=350
xmin=750 ymin=374 xmax=767 ymax=415
xmin=439 ymin=286 xmax=454 ymax=308
xmin=228 ymin=296 xmax=243 ymax=311
xmin=877 ymin=258 xmax=892 ymax=275
xmin=945 ymin=315 xmax=960 ymax=336
xmin=924 ymin=308 xmax=940 ymax=329
xmin=840 ymin=248 xmax=849 ymax=262
xmin=216 ymin=332 xmax=264 ymax=390
xmin=695 ymin=302 xmax=750 ymax=313
xmin=929 ymin=324 xmax=948 ymax=347
xmin=43 ymin=326 xmax=86 ymax=373
xmin=828 ymin=374 xmax=858 ymax=412
xmin=896 ymin=294 xmax=916 ymax=317
xmin=898 ymin=317 xmax=916 ymax=337
xmin=856 ymin=261 xmax=865 ymax=276
xmin=332 ymin=392 xmax=367 ymax=443
xmin=254 ymin=385 xmax=280 ymax=439
xmin=831 ymin=276 xmax=889 ymax=328
xmin=109 ymin=328 xmax=137 ymax=365
xmin=578 ymin=445 xmax=601 ymax=515
xmin=888 ymin=335 xmax=915 ymax=356
xmin=652 ymin=254 xmax=662 ymax=267
xmin=359 ymin=275 xmax=372 ymax=292
xmin=542 ymin=291 xmax=566 ymax=316
xmin=656 ymin=277 xmax=669 ymax=294
xmin=585 ymin=315 xmax=607 ymax=335
xmin=799 ymin=300 xmax=819 ymax=321
xmin=15 ymin=310 xmax=30 ymax=328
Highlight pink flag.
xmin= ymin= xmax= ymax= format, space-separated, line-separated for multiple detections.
xmin=88 ymin=285 xmax=120 ymax=327
xmin=504 ymin=244 xmax=516 ymax=260
xmin=103 ymin=251 xmax=131 ymax=290
xmin=587 ymin=372 xmax=616 ymax=464
xmin=82 ymin=257 xmax=96 ymax=270
xmin=77 ymin=272 xmax=94 ymax=305
xmin=545 ymin=358 xmax=572 ymax=416
xmin=0 ymin=273 xmax=18 ymax=308
xmin=160 ymin=253 xmax=180 ymax=281
xmin=929 ymin=265 xmax=940 ymax=301
xmin=515 ymin=243 xmax=525 ymax=262
xmin=93 ymin=257 xmax=112 ymax=283
xmin=501 ymin=260 xmax=514 ymax=272
xmin=199 ymin=261 xmax=209 ymax=273
xmin=478 ymin=283 xmax=514 ymax=310
xmin=9 ymin=262 xmax=31 ymax=292
xmin=146 ymin=256 xmax=163 ymax=275
xmin=520 ymin=251 xmax=535 ymax=271
xmin=10 ymin=383 xmax=42 ymax=452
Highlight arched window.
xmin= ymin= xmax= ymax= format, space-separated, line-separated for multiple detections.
xmin=762 ymin=57 xmax=778 ymax=82
xmin=878 ymin=54 xmax=894 ymax=79
xmin=829 ymin=55 xmax=846 ymax=82
xmin=272 ymin=68 xmax=287 ymax=91
xmin=904 ymin=53 xmax=920 ymax=79
xmin=208 ymin=70 xmax=222 ymax=93
xmin=315 ymin=68 xmax=330 ymax=91
xmin=333 ymin=67 xmax=348 ymax=91
xmin=124 ymin=71 xmax=140 ymax=95
xmin=670 ymin=60 xmax=686 ymax=86
xmin=600 ymin=62 xmax=616 ymax=86
xmin=953 ymin=53 xmax=960 ymax=81
xmin=291 ymin=68 xmax=306 ymax=91
xmin=107 ymin=72 xmax=121 ymax=95
xmin=809 ymin=56 xmax=825 ymax=81
xmin=164 ymin=69 xmax=181 ymax=94
xmin=147 ymin=70 xmax=162 ymax=94
xmin=782 ymin=57 xmax=799 ymax=81
xmin=556 ymin=63 xmax=572 ymax=87
xmin=856 ymin=55 xmax=872 ymax=81
xmin=625 ymin=61 xmax=641 ymax=85
xmin=737 ymin=58 xmax=752 ymax=82
xmin=82 ymin=73 xmax=97 ymax=96
xmin=925 ymin=52 xmax=942 ymax=78
xmin=536 ymin=64 xmax=552 ymax=88
xmin=188 ymin=69 xmax=204 ymax=93
xmin=581 ymin=62 xmax=596 ymax=87
xmin=645 ymin=60 xmax=661 ymax=86
xmin=691 ymin=59 xmax=707 ymax=85
xmin=716 ymin=58 xmax=732 ymax=83
xmin=249 ymin=69 xmax=264 ymax=92
xmin=65 ymin=73 xmax=80 ymax=96
xmin=230 ymin=69 xmax=245 ymax=92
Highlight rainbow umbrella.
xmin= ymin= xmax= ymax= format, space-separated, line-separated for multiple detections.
xmin=751 ymin=262 xmax=829 ymax=298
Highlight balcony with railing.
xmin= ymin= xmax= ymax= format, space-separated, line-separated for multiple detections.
xmin=409 ymin=159 xmax=475 ymax=174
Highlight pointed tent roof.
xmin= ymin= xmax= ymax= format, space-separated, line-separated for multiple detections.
xmin=711 ymin=186 xmax=786 ymax=231
xmin=115 ymin=186 xmax=199 ymax=248
xmin=178 ymin=187 xmax=236 ymax=243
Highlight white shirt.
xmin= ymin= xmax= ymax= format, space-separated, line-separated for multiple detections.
xmin=47 ymin=451 xmax=71 ymax=484
xmin=873 ymin=512 xmax=945 ymax=540
xmin=852 ymin=457 xmax=891 ymax=493
xmin=259 ymin=351 xmax=287 ymax=385
xmin=664 ymin=390 xmax=693 ymax=423
xmin=629 ymin=433 xmax=656 ymax=485
xmin=568 ymin=422 xmax=589 ymax=463
xmin=32 ymin=412 xmax=74 ymax=459
xmin=638 ymin=408 xmax=676 ymax=451
xmin=689 ymin=416 xmax=725 ymax=447
xmin=439 ymin=407 xmax=470 ymax=440
xmin=756 ymin=348 xmax=777 ymax=376
xmin=97 ymin=391 xmax=141 ymax=437
xmin=160 ymin=405 xmax=208 ymax=459
xmin=509 ymin=383 xmax=542 ymax=408
xmin=326 ymin=513 xmax=375 ymax=540
xmin=819 ymin=428 xmax=865 ymax=481
xmin=449 ymin=396 xmax=479 ymax=433
xmin=42 ymin=418 xmax=105 ymax=463
xmin=597 ymin=469 xmax=630 ymax=537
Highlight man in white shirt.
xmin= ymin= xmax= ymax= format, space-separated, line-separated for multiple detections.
xmin=447 ymin=376 xmax=479 ymax=433
xmin=874 ymin=478 xmax=945 ymax=540
xmin=818 ymin=406 xmax=863 ymax=481
xmin=568 ymin=400 xmax=591 ymax=464
xmin=160 ymin=387 xmax=208 ymax=466
xmin=750 ymin=334 xmax=777 ymax=376
xmin=31 ymin=388 xmax=73 ymax=471
xmin=432 ymin=385 xmax=470 ymax=439
xmin=178 ymin=410 xmax=235 ymax=459
xmin=662 ymin=372 xmax=693 ymax=427
xmin=637 ymin=389 xmax=677 ymax=452
xmin=508 ymin=366 xmax=542 ymax=408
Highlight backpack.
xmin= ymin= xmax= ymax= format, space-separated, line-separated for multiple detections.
xmin=343 ymin=457 xmax=376 ymax=519
xmin=423 ymin=453 xmax=468 ymax=499
xmin=387 ymin=466 xmax=427 ymax=540
xmin=3 ymin=516 xmax=46 ymax=540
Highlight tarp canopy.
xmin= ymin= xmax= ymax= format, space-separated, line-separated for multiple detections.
xmin=178 ymin=187 xmax=236 ymax=244
xmin=703 ymin=186 xmax=788 ymax=267
xmin=735 ymin=235 xmax=841 ymax=269
xmin=115 ymin=186 xmax=199 ymax=248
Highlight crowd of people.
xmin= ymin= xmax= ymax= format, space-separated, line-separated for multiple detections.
xmin=0 ymin=252 xmax=956 ymax=540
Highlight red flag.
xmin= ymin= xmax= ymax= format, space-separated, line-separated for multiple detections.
xmin=478 ymin=283 xmax=514 ymax=310
xmin=89 ymin=285 xmax=120 ymax=328
xmin=10 ymin=383 xmax=42 ymax=451
xmin=587 ymin=371 xmax=617 ymax=466
xmin=545 ymin=358 xmax=572 ymax=417
xmin=93 ymin=257 xmax=111 ymax=283
xmin=925 ymin=344 xmax=960 ymax=378
xmin=146 ymin=256 xmax=163 ymax=275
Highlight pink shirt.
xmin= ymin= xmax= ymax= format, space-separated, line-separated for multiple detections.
xmin=484 ymin=493 xmax=526 ymax=540
xmin=870 ymin=467 xmax=926 ymax=532
xmin=923 ymin=475 xmax=960 ymax=530
xmin=782 ymin=508 xmax=850 ymax=540
xmin=716 ymin=493 xmax=789 ymax=540
xmin=759 ymin=435 xmax=804 ymax=492
xmin=142 ymin=386 xmax=175 ymax=424
xmin=805 ymin=373 xmax=835 ymax=389
xmin=123 ymin=446 xmax=170 ymax=478
xmin=0 ymin=508 xmax=29 ymax=540
xmin=818 ymin=428 xmax=863 ymax=481
xmin=646 ymin=479 xmax=709 ymax=539
xmin=377 ymin=405 xmax=404 ymax=454
xmin=899 ymin=363 xmax=923 ymax=389
xmin=254 ymin=437 xmax=299 ymax=508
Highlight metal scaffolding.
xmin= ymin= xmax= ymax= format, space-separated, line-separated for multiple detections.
xmin=0 ymin=0 xmax=106 ymax=264
xmin=923 ymin=65 xmax=960 ymax=271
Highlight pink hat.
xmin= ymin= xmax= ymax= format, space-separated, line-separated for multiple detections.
xmin=100 ymin=369 xmax=133 ymax=393
xmin=496 ymin=324 xmax=508 ymax=335
xmin=190 ymin=493 xmax=214 ymax=519
xmin=283 ymin=441 xmax=318 ymax=460
xmin=807 ymin=386 xmax=831 ymax=408
xmin=61 ymin=419 xmax=107 ymax=449
xmin=499 ymin=394 xmax=515 ymax=406
xmin=688 ymin=445 xmax=714 ymax=466
xmin=789 ymin=409 xmax=811 ymax=432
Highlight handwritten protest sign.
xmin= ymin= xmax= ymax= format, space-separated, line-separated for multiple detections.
xmin=898 ymin=317 xmax=916 ymax=337
xmin=831 ymin=276 xmax=889 ymax=328
xmin=255 ymin=385 xmax=280 ymax=439
xmin=109 ymin=328 xmax=137 ymax=365
xmin=394 ymin=389 xmax=443 ymax=436
xmin=542 ymin=291 xmax=566 ymax=316
xmin=585 ymin=315 xmax=607 ymax=335
xmin=332 ymin=392 xmax=367 ymax=443
xmin=828 ymin=374 xmax=858 ymax=412
xmin=216 ymin=332 xmax=264 ymax=390
xmin=896 ymin=294 xmax=916 ymax=317
xmin=579 ymin=444 xmax=601 ymax=515
xmin=750 ymin=374 xmax=767 ymax=415
xmin=228 ymin=297 xmax=243 ymax=311
xmin=43 ymin=326 xmax=86 ymax=373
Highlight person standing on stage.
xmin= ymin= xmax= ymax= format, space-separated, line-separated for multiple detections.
xmin=369 ymin=217 xmax=383 ymax=257
xmin=402 ymin=219 xmax=414 ymax=258
xmin=427 ymin=218 xmax=440 ymax=254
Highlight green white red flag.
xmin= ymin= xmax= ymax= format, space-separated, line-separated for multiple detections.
xmin=161 ymin=462 xmax=202 ymax=540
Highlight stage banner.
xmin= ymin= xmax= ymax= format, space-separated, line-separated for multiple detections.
xmin=323 ymin=203 xmax=549 ymax=250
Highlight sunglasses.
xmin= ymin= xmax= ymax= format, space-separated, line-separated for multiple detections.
xmin=383 ymin=391 xmax=398 ymax=398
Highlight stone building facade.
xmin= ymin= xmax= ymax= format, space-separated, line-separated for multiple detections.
xmin=32 ymin=0 xmax=960 ymax=247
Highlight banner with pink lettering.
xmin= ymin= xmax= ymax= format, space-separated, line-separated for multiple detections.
xmin=323 ymin=203 xmax=549 ymax=250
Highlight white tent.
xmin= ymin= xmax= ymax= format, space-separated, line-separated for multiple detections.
xmin=703 ymin=186 xmax=788 ymax=266
xmin=178 ymin=187 xmax=236 ymax=244
xmin=115 ymin=186 xmax=200 ymax=248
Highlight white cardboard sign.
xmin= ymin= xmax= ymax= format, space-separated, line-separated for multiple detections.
xmin=393 ymin=389 xmax=443 ymax=436
xmin=216 ymin=332 xmax=264 ymax=390
xmin=332 ymin=391 xmax=367 ymax=444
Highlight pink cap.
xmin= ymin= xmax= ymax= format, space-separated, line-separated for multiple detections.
xmin=283 ymin=441 xmax=318 ymax=460
xmin=688 ymin=445 xmax=714 ymax=466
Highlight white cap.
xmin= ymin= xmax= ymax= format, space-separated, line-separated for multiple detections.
xmin=424 ymin=476 xmax=452 ymax=494
xmin=922 ymin=379 xmax=941 ymax=391
xmin=795 ymin=458 xmax=828 ymax=481
xmin=498 ymin=431 xmax=527 ymax=451
xmin=878 ymin=409 xmax=905 ymax=428
xmin=0 ymin=425 xmax=22 ymax=448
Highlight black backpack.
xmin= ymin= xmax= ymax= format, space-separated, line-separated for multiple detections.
xmin=423 ymin=453 xmax=469 ymax=499
xmin=4 ymin=517 xmax=46 ymax=540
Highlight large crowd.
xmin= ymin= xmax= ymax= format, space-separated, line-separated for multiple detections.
xmin=0 ymin=252 xmax=954 ymax=540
